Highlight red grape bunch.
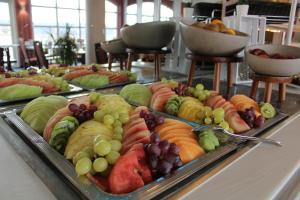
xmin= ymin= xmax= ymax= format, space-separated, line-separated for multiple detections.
xmin=68 ymin=103 xmax=97 ymax=123
xmin=145 ymin=132 xmax=183 ymax=177
xmin=140 ymin=110 xmax=165 ymax=131
xmin=238 ymin=107 xmax=264 ymax=128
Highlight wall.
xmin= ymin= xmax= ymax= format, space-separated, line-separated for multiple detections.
xmin=86 ymin=0 xmax=106 ymax=64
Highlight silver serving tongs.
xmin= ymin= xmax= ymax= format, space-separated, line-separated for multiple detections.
xmin=192 ymin=125 xmax=282 ymax=147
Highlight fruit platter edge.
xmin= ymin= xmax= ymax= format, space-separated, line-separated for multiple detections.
xmin=0 ymin=84 xmax=84 ymax=107
xmin=4 ymin=107 xmax=239 ymax=200
xmin=69 ymin=80 xmax=138 ymax=91
xmin=148 ymin=106 xmax=288 ymax=143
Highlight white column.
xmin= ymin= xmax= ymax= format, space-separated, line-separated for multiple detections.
xmin=86 ymin=0 xmax=106 ymax=64
xmin=285 ymin=0 xmax=298 ymax=45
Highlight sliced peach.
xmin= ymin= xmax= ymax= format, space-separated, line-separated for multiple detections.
xmin=176 ymin=141 xmax=205 ymax=164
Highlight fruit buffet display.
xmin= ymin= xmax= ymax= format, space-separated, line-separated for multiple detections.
xmin=119 ymin=79 xmax=277 ymax=134
xmin=20 ymin=91 xmax=228 ymax=194
xmin=19 ymin=79 xmax=277 ymax=195
xmin=61 ymin=65 xmax=136 ymax=89
xmin=249 ymin=48 xmax=297 ymax=59
xmin=0 ymin=69 xmax=71 ymax=100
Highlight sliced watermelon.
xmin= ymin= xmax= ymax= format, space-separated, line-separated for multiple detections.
xmin=124 ymin=120 xmax=148 ymax=138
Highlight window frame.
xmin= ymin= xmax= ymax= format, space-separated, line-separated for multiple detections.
xmin=105 ymin=0 xmax=118 ymax=40
xmin=31 ymin=0 xmax=86 ymax=47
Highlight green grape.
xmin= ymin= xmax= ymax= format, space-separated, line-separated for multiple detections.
xmin=118 ymin=107 xmax=128 ymax=115
xmin=94 ymin=110 xmax=105 ymax=122
xmin=203 ymin=106 xmax=213 ymax=117
xmin=204 ymin=117 xmax=212 ymax=125
xmin=94 ymin=139 xmax=112 ymax=156
xmin=73 ymin=151 xmax=90 ymax=165
xmin=204 ymin=90 xmax=210 ymax=96
xmin=103 ymin=114 xmax=115 ymax=125
xmin=89 ymin=92 xmax=101 ymax=104
xmin=214 ymin=116 xmax=223 ymax=124
xmin=111 ymin=112 xmax=119 ymax=120
xmin=93 ymin=157 xmax=108 ymax=172
xmin=114 ymin=126 xmax=123 ymax=135
xmin=112 ymin=133 xmax=123 ymax=141
xmin=187 ymin=87 xmax=195 ymax=94
xmin=105 ymin=124 xmax=113 ymax=130
xmin=196 ymin=84 xmax=204 ymax=91
xmin=213 ymin=108 xmax=225 ymax=119
xmin=193 ymin=90 xmax=202 ymax=98
xmin=82 ymin=146 xmax=94 ymax=158
xmin=198 ymin=93 xmax=206 ymax=101
xmin=93 ymin=135 xmax=106 ymax=144
xmin=113 ymin=120 xmax=122 ymax=128
xmin=109 ymin=140 xmax=122 ymax=152
xmin=119 ymin=113 xmax=129 ymax=124
xmin=75 ymin=157 xmax=92 ymax=176
xmin=219 ymin=121 xmax=230 ymax=130
xmin=106 ymin=151 xmax=120 ymax=165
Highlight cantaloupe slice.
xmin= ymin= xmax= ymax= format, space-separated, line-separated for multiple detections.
xmin=158 ymin=129 xmax=197 ymax=140
xmin=155 ymin=122 xmax=192 ymax=133
xmin=162 ymin=135 xmax=198 ymax=144
xmin=176 ymin=141 xmax=205 ymax=164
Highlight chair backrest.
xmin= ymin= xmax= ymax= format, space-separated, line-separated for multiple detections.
xmin=4 ymin=48 xmax=12 ymax=71
xmin=33 ymin=41 xmax=48 ymax=68
xmin=95 ymin=43 xmax=108 ymax=64
xmin=0 ymin=47 xmax=4 ymax=68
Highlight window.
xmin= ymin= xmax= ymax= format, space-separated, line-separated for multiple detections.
xmin=105 ymin=0 xmax=118 ymax=41
xmin=31 ymin=0 xmax=86 ymax=49
xmin=0 ymin=2 xmax=12 ymax=46
xmin=160 ymin=5 xmax=173 ymax=21
xmin=126 ymin=2 xmax=173 ymax=24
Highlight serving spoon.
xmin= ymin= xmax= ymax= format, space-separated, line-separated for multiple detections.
xmin=192 ymin=125 xmax=282 ymax=147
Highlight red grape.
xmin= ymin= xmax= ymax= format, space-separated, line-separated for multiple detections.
xmin=148 ymin=155 xmax=158 ymax=169
xmin=83 ymin=110 xmax=92 ymax=120
xmin=168 ymin=143 xmax=180 ymax=155
xmin=91 ymin=65 xmax=98 ymax=72
xmin=147 ymin=144 xmax=161 ymax=157
xmin=164 ymin=153 xmax=177 ymax=164
xmin=254 ymin=115 xmax=264 ymax=128
xmin=173 ymin=158 xmax=183 ymax=168
xmin=155 ymin=116 xmax=165 ymax=125
xmin=88 ymin=105 xmax=97 ymax=113
xmin=158 ymin=160 xmax=172 ymax=175
xmin=139 ymin=110 xmax=147 ymax=118
xmin=68 ymin=103 xmax=79 ymax=112
xmin=150 ymin=132 xmax=160 ymax=144
xmin=79 ymin=104 xmax=87 ymax=111
xmin=159 ymin=140 xmax=170 ymax=155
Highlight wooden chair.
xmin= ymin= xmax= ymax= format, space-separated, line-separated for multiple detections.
xmin=250 ymin=74 xmax=293 ymax=104
xmin=126 ymin=48 xmax=172 ymax=80
xmin=19 ymin=38 xmax=37 ymax=68
xmin=4 ymin=48 xmax=13 ymax=71
xmin=107 ymin=53 xmax=128 ymax=71
xmin=0 ymin=48 xmax=4 ymax=72
xmin=33 ymin=41 xmax=48 ymax=68
xmin=95 ymin=43 xmax=108 ymax=64
xmin=185 ymin=53 xmax=243 ymax=93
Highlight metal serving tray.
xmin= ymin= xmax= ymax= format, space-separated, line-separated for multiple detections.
xmin=4 ymin=107 xmax=239 ymax=200
xmin=0 ymin=84 xmax=84 ymax=107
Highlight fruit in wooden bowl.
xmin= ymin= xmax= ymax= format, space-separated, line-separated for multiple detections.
xmin=245 ymin=44 xmax=300 ymax=76
xmin=180 ymin=19 xmax=249 ymax=56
